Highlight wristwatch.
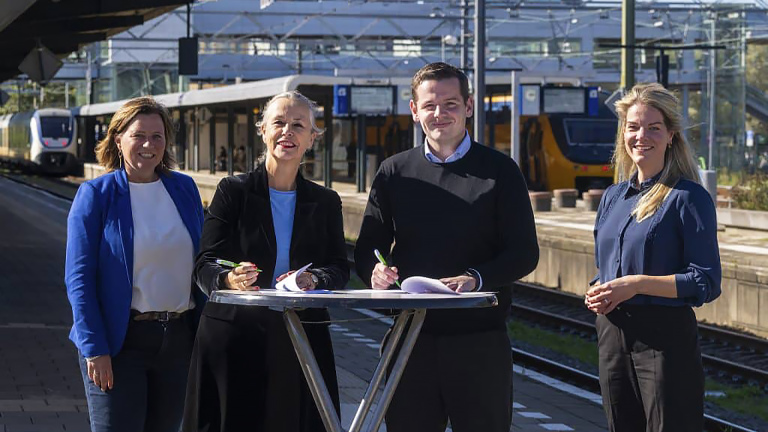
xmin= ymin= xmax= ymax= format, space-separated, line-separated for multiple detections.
xmin=309 ymin=271 xmax=319 ymax=289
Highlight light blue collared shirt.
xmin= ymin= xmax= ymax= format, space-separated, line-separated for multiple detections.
xmin=421 ymin=130 xmax=484 ymax=291
xmin=424 ymin=131 xmax=472 ymax=164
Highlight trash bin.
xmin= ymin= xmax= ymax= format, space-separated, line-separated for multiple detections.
xmin=699 ymin=169 xmax=717 ymax=204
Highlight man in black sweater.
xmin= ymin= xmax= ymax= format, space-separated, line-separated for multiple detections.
xmin=354 ymin=62 xmax=539 ymax=432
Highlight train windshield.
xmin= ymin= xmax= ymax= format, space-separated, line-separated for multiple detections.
xmin=40 ymin=116 xmax=71 ymax=139
xmin=562 ymin=119 xmax=616 ymax=164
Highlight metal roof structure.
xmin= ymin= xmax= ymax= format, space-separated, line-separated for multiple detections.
xmin=74 ymin=71 xmax=587 ymax=117
xmin=0 ymin=0 xmax=193 ymax=84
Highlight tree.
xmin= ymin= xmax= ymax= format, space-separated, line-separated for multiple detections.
xmin=746 ymin=43 xmax=768 ymax=137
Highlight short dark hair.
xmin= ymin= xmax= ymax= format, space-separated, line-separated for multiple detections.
xmin=411 ymin=62 xmax=470 ymax=103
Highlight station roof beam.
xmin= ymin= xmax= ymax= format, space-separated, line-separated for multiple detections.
xmin=0 ymin=0 xmax=193 ymax=84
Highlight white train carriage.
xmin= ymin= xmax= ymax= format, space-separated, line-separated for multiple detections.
xmin=0 ymin=108 xmax=78 ymax=174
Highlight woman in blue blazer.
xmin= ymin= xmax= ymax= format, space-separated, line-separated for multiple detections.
xmin=65 ymin=97 xmax=205 ymax=432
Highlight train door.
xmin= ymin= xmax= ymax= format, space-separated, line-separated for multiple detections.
xmin=521 ymin=116 xmax=546 ymax=190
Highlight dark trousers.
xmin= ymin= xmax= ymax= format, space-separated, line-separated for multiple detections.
xmin=385 ymin=329 xmax=512 ymax=432
xmin=78 ymin=317 xmax=194 ymax=432
xmin=596 ymin=304 xmax=704 ymax=432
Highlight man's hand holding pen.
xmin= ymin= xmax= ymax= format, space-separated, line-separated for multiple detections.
xmin=371 ymin=262 xmax=399 ymax=290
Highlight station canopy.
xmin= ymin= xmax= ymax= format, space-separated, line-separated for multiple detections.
xmin=0 ymin=0 xmax=193 ymax=84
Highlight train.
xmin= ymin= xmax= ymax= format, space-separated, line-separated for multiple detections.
xmin=0 ymin=108 xmax=78 ymax=175
xmin=488 ymin=86 xmax=617 ymax=192
xmin=71 ymin=76 xmax=616 ymax=192
xmin=350 ymin=84 xmax=616 ymax=192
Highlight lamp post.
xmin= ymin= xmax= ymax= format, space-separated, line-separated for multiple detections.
xmin=441 ymin=34 xmax=458 ymax=63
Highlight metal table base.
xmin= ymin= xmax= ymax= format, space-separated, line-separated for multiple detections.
xmin=285 ymin=308 xmax=425 ymax=432
xmin=210 ymin=290 xmax=497 ymax=432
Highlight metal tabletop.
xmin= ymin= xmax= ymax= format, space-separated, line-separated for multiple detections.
xmin=209 ymin=289 xmax=498 ymax=310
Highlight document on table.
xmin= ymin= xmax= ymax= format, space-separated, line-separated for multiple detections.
xmin=275 ymin=262 xmax=313 ymax=292
xmin=400 ymin=276 xmax=459 ymax=295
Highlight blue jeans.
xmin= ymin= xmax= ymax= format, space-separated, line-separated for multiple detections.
xmin=78 ymin=316 xmax=194 ymax=432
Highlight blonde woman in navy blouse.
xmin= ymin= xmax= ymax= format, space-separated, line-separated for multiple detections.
xmin=585 ymin=83 xmax=721 ymax=432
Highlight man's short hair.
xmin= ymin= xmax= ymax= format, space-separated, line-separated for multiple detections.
xmin=411 ymin=62 xmax=470 ymax=103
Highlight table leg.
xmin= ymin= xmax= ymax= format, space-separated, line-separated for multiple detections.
xmin=284 ymin=309 xmax=343 ymax=432
xmin=348 ymin=309 xmax=411 ymax=432
xmin=366 ymin=308 xmax=427 ymax=432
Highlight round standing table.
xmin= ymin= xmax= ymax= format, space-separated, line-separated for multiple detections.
xmin=209 ymin=289 xmax=498 ymax=432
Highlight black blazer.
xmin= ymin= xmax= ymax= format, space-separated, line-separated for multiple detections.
xmin=195 ymin=163 xmax=349 ymax=296
xmin=184 ymin=164 xmax=349 ymax=432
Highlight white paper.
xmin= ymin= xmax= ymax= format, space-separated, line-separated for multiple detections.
xmin=400 ymin=276 xmax=458 ymax=295
xmin=275 ymin=262 xmax=313 ymax=292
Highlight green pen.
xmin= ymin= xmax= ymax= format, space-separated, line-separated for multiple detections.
xmin=216 ymin=259 xmax=263 ymax=272
xmin=374 ymin=249 xmax=401 ymax=288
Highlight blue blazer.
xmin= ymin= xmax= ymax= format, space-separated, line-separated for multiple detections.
xmin=65 ymin=169 xmax=205 ymax=358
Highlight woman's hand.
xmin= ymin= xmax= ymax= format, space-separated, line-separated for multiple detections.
xmin=585 ymin=275 xmax=640 ymax=315
xmin=276 ymin=270 xmax=317 ymax=291
xmin=225 ymin=262 xmax=260 ymax=291
xmin=87 ymin=355 xmax=113 ymax=392
xmin=371 ymin=263 xmax=398 ymax=290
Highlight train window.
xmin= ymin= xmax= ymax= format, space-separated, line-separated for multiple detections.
xmin=562 ymin=119 xmax=616 ymax=164
xmin=40 ymin=117 xmax=71 ymax=139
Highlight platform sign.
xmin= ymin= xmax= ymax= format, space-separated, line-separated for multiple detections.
xmin=604 ymin=88 xmax=625 ymax=119
xmin=521 ymin=85 xmax=540 ymax=116
xmin=333 ymin=85 xmax=350 ymax=116
xmin=350 ymin=86 xmax=394 ymax=115
xmin=542 ymin=87 xmax=586 ymax=114
xmin=587 ymin=87 xmax=599 ymax=117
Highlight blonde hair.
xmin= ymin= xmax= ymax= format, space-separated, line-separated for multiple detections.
xmin=95 ymin=96 xmax=177 ymax=174
xmin=613 ymin=83 xmax=701 ymax=222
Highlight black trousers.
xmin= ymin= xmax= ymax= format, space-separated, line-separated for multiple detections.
xmin=385 ymin=329 xmax=512 ymax=432
xmin=183 ymin=302 xmax=339 ymax=432
xmin=596 ymin=304 xmax=704 ymax=432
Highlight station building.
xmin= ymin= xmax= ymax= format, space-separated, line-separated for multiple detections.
xmin=34 ymin=0 xmax=768 ymax=184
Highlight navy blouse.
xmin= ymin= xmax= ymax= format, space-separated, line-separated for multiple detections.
xmin=593 ymin=175 xmax=722 ymax=307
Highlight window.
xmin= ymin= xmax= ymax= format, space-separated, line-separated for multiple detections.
xmin=40 ymin=117 xmax=71 ymax=139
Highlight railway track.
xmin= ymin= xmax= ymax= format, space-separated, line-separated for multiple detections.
xmin=511 ymin=282 xmax=768 ymax=391
xmin=6 ymin=172 xmax=762 ymax=432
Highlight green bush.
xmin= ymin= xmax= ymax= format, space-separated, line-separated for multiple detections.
xmin=731 ymin=173 xmax=768 ymax=211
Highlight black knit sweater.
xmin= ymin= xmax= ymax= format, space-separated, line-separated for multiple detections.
xmin=355 ymin=142 xmax=539 ymax=334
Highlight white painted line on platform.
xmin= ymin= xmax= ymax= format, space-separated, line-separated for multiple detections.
xmin=0 ymin=323 xmax=70 ymax=330
xmin=513 ymin=364 xmax=603 ymax=406
xmin=344 ymin=332 xmax=364 ymax=338
xmin=352 ymin=308 xmax=395 ymax=326
xmin=540 ymin=424 xmax=574 ymax=431
xmin=535 ymin=218 xmax=593 ymax=232
xmin=366 ymin=343 xmax=380 ymax=350
xmin=537 ymin=214 xmax=768 ymax=256
xmin=354 ymin=337 xmax=377 ymax=343
xmin=519 ymin=412 xmax=551 ymax=419
xmin=513 ymin=402 xmax=527 ymax=409
xmin=0 ymin=176 xmax=69 ymax=215
xmin=719 ymin=243 xmax=768 ymax=256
